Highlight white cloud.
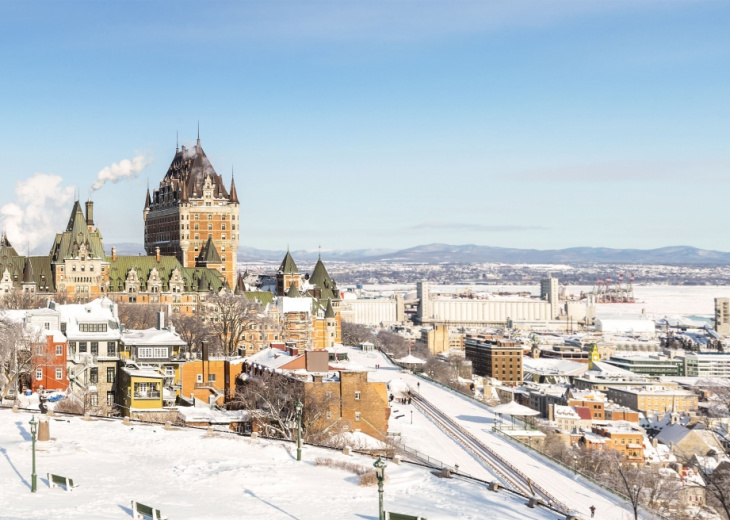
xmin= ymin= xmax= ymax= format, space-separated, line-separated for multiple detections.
xmin=0 ymin=173 xmax=75 ymax=254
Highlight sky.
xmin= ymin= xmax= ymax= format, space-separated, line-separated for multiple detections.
xmin=0 ymin=0 xmax=729 ymax=254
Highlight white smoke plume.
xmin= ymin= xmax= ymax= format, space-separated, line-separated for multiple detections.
xmin=0 ymin=173 xmax=75 ymax=254
xmin=90 ymin=154 xmax=153 ymax=193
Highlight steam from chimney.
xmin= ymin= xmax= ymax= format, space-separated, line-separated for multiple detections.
xmin=90 ymin=154 xmax=153 ymax=194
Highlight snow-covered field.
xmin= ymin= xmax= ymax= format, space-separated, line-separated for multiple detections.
xmin=1 ymin=408 xmax=565 ymax=520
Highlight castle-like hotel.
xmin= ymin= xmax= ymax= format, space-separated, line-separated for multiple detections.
xmin=1 ymin=135 xmax=342 ymax=350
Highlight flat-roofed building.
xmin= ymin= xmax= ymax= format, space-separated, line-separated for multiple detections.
xmin=605 ymin=355 xmax=685 ymax=377
xmin=684 ymin=352 xmax=730 ymax=377
xmin=607 ymin=386 xmax=698 ymax=414
xmin=465 ymin=334 xmax=523 ymax=385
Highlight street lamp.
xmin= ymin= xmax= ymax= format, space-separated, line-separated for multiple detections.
xmin=573 ymin=454 xmax=577 ymax=475
xmin=374 ymin=455 xmax=387 ymax=520
xmin=29 ymin=415 xmax=37 ymax=493
xmin=410 ymin=410 xmax=413 ymax=425
xmin=295 ymin=400 xmax=303 ymax=462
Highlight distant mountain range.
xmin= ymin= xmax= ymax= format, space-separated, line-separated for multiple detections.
xmin=106 ymin=242 xmax=730 ymax=265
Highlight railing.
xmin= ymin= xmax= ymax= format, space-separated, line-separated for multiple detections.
xmin=134 ymin=391 xmax=161 ymax=399
xmin=194 ymin=382 xmax=223 ymax=394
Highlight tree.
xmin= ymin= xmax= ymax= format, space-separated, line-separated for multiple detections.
xmin=116 ymin=303 xmax=165 ymax=330
xmin=341 ymin=321 xmax=375 ymax=347
xmin=233 ymin=371 xmax=303 ymax=439
xmin=0 ymin=315 xmax=52 ymax=399
xmin=686 ymin=453 xmax=730 ymax=520
xmin=171 ymin=312 xmax=212 ymax=354
xmin=204 ymin=293 xmax=266 ymax=357
xmin=1 ymin=291 xmax=46 ymax=311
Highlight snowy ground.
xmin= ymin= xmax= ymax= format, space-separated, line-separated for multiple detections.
xmin=349 ymin=348 xmax=652 ymax=520
xmin=1 ymin=408 xmax=567 ymax=520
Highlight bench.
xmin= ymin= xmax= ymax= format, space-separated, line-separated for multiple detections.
xmin=131 ymin=501 xmax=167 ymax=520
xmin=386 ymin=513 xmax=426 ymax=520
xmin=47 ymin=473 xmax=78 ymax=491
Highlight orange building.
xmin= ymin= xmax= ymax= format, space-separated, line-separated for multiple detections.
xmin=31 ymin=331 xmax=68 ymax=393
xmin=588 ymin=422 xmax=645 ymax=464
xmin=144 ymin=136 xmax=240 ymax=289
xmin=180 ymin=359 xmax=242 ymax=405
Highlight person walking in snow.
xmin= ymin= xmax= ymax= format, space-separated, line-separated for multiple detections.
xmin=590 ymin=505 xmax=596 ymax=517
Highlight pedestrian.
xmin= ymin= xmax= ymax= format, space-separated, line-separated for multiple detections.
xmin=389 ymin=394 xmax=393 ymax=402
xmin=590 ymin=505 xmax=596 ymax=518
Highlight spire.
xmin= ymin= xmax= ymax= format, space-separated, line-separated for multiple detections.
xmin=176 ymin=131 xmax=179 ymax=152
xmin=197 ymin=121 xmax=200 ymax=148
xmin=325 ymin=298 xmax=335 ymax=318
xmin=22 ymin=255 xmax=34 ymax=284
xmin=145 ymin=184 xmax=151 ymax=210
xmin=229 ymin=167 xmax=239 ymax=204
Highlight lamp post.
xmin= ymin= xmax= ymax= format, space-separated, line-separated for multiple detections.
xmin=374 ymin=455 xmax=387 ymax=520
xmin=410 ymin=410 xmax=413 ymax=425
xmin=573 ymin=454 xmax=577 ymax=475
xmin=295 ymin=400 xmax=303 ymax=462
xmin=29 ymin=415 xmax=37 ymax=493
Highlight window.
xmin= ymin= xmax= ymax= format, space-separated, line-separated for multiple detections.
xmin=208 ymin=374 xmax=216 ymax=382
xmin=91 ymin=342 xmax=98 ymax=355
xmin=90 ymin=367 xmax=98 ymax=383
xmin=355 ymin=392 xmax=361 ymax=400
xmin=355 ymin=412 xmax=361 ymax=421
xmin=196 ymin=374 xmax=203 ymax=383
xmin=56 ymin=345 xmax=63 ymax=356
xmin=107 ymin=391 xmax=115 ymax=406
xmin=107 ymin=342 xmax=116 ymax=356
xmin=90 ymin=394 xmax=98 ymax=407
xmin=79 ymin=342 xmax=87 ymax=353
xmin=36 ymin=368 xmax=42 ymax=380
xmin=195 ymin=214 xmax=199 ymax=220
xmin=165 ymin=366 xmax=174 ymax=377
xmin=55 ymin=369 xmax=63 ymax=380
xmin=208 ymin=214 xmax=212 ymax=220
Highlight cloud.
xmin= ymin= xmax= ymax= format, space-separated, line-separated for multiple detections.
xmin=90 ymin=154 xmax=153 ymax=194
xmin=0 ymin=173 xmax=75 ymax=254
xmin=412 ymin=222 xmax=547 ymax=232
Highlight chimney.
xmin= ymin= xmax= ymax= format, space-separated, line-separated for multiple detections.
xmin=156 ymin=247 xmax=161 ymax=262
xmin=85 ymin=200 xmax=94 ymax=228
xmin=111 ymin=247 xmax=117 ymax=262
xmin=157 ymin=311 xmax=165 ymax=330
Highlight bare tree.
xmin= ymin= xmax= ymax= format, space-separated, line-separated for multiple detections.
xmin=687 ymin=453 xmax=730 ymax=520
xmin=1 ymin=291 xmax=46 ymax=311
xmin=341 ymin=321 xmax=375 ymax=346
xmin=233 ymin=371 xmax=304 ymax=439
xmin=204 ymin=293 xmax=263 ymax=357
xmin=116 ymin=303 xmax=165 ymax=330
xmin=171 ymin=312 xmax=212 ymax=354
xmin=0 ymin=316 xmax=48 ymax=399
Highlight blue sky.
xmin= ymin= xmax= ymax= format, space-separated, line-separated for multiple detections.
xmin=1 ymin=1 xmax=728 ymax=253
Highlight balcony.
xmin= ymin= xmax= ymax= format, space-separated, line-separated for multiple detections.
xmin=134 ymin=391 xmax=161 ymax=399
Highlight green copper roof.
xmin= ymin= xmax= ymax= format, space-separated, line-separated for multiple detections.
xmin=309 ymin=258 xmax=332 ymax=288
xmin=107 ymin=255 xmax=226 ymax=293
xmin=243 ymin=291 xmax=274 ymax=306
xmin=324 ymin=298 xmax=335 ymax=318
xmin=197 ymin=236 xmax=221 ymax=264
xmin=286 ymin=283 xmax=301 ymax=297
xmin=278 ymin=251 xmax=299 ymax=275
xmin=50 ymin=201 xmax=106 ymax=262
